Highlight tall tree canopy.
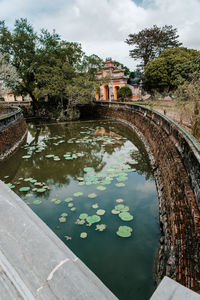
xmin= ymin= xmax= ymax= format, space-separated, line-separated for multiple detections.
xmin=0 ymin=18 xmax=102 ymax=117
xmin=143 ymin=47 xmax=200 ymax=91
xmin=125 ymin=25 xmax=182 ymax=67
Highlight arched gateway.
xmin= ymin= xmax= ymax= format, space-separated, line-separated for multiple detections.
xmin=95 ymin=58 xmax=141 ymax=101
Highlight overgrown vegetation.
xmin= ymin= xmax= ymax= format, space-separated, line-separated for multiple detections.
xmin=0 ymin=19 xmax=103 ymax=119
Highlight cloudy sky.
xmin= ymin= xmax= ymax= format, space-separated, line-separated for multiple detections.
xmin=1 ymin=0 xmax=200 ymax=70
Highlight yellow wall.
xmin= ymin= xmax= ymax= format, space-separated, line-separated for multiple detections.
xmin=113 ymin=85 xmax=120 ymax=101
xmin=103 ymin=85 xmax=109 ymax=100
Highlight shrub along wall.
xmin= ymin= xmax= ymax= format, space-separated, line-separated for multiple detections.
xmin=80 ymin=101 xmax=200 ymax=293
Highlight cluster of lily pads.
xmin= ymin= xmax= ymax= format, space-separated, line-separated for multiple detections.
xmin=4 ymin=125 xmax=138 ymax=240
xmin=6 ymin=177 xmax=50 ymax=198
xmin=112 ymin=204 xmax=133 ymax=221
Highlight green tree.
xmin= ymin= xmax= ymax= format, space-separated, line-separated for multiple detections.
xmin=0 ymin=19 xmax=85 ymax=113
xmin=125 ymin=25 xmax=182 ymax=67
xmin=79 ymin=54 xmax=103 ymax=80
xmin=143 ymin=47 xmax=200 ymax=91
xmin=65 ymin=75 xmax=96 ymax=119
xmin=0 ymin=19 xmax=39 ymax=110
xmin=34 ymin=58 xmax=75 ymax=104
xmin=117 ymin=86 xmax=132 ymax=100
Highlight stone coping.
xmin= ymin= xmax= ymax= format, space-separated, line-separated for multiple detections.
xmin=150 ymin=276 xmax=200 ymax=300
xmin=93 ymin=100 xmax=200 ymax=155
xmin=0 ymin=107 xmax=21 ymax=120
xmin=0 ymin=181 xmax=117 ymax=300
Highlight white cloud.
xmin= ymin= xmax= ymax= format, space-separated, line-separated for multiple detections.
xmin=1 ymin=0 xmax=200 ymax=69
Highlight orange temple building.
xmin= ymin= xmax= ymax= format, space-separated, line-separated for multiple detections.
xmin=95 ymin=58 xmax=141 ymax=101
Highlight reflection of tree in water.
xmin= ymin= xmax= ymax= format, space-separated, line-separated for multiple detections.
xmin=106 ymin=122 xmax=153 ymax=181
xmin=0 ymin=120 xmax=153 ymax=189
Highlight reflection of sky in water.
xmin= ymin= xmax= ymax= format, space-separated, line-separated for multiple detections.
xmin=0 ymin=120 xmax=160 ymax=300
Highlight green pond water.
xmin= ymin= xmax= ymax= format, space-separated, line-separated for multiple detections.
xmin=0 ymin=119 xmax=160 ymax=299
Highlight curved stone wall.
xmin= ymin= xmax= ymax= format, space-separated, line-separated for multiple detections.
xmin=81 ymin=101 xmax=200 ymax=293
xmin=0 ymin=107 xmax=27 ymax=160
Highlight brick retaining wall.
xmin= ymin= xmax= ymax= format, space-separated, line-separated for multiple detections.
xmin=80 ymin=101 xmax=200 ymax=293
xmin=0 ymin=108 xmax=27 ymax=160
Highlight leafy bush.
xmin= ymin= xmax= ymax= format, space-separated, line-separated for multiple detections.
xmin=117 ymin=86 xmax=132 ymax=100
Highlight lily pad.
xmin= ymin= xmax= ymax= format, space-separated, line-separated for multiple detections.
xmin=79 ymin=213 xmax=88 ymax=220
xmin=73 ymin=192 xmax=83 ymax=197
xmin=45 ymin=154 xmax=54 ymax=158
xmin=116 ymin=199 xmax=124 ymax=203
xmin=119 ymin=212 xmax=133 ymax=221
xmin=117 ymin=177 xmax=128 ymax=182
xmin=116 ymin=226 xmax=133 ymax=238
xmin=19 ymin=187 xmax=30 ymax=192
xmin=64 ymin=197 xmax=73 ymax=202
xmin=111 ymin=209 xmax=120 ymax=214
xmin=68 ymin=203 xmax=73 ymax=207
xmin=76 ymin=219 xmax=85 ymax=225
xmin=61 ymin=213 xmax=68 ymax=217
xmin=86 ymin=215 xmax=101 ymax=224
xmin=115 ymin=183 xmax=126 ymax=187
xmin=24 ymin=177 xmax=33 ymax=182
xmin=88 ymin=193 xmax=97 ymax=199
xmin=37 ymin=188 xmax=46 ymax=193
xmin=96 ymin=209 xmax=105 ymax=216
xmin=95 ymin=224 xmax=106 ymax=232
xmin=71 ymin=207 xmax=76 ymax=211
xmin=34 ymin=182 xmax=42 ymax=186
xmin=51 ymin=198 xmax=57 ymax=202
xmin=84 ymin=167 xmax=93 ymax=172
xmin=80 ymin=232 xmax=87 ymax=239
xmin=121 ymin=206 xmax=130 ymax=212
xmin=22 ymin=155 xmax=31 ymax=159
xmin=33 ymin=200 xmax=42 ymax=205
xmin=30 ymin=179 xmax=37 ymax=183
xmin=92 ymin=203 xmax=99 ymax=209
xmin=115 ymin=204 xmax=125 ymax=211
xmin=59 ymin=217 xmax=66 ymax=223
xmin=7 ymin=184 xmax=15 ymax=189
xmin=96 ymin=186 xmax=106 ymax=191
xmin=55 ymin=200 xmax=61 ymax=204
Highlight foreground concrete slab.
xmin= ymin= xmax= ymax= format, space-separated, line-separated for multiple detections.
xmin=150 ymin=276 xmax=200 ymax=300
xmin=0 ymin=181 xmax=117 ymax=300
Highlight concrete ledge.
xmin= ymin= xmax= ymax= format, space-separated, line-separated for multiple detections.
xmin=150 ymin=277 xmax=200 ymax=300
xmin=0 ymin=181 xmax=117 ymax=300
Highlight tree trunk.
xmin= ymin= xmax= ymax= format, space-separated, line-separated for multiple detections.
xmin=29 ymin=92 xmax=38 ymax=115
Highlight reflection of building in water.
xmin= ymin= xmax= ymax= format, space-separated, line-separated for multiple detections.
xmin=95 ymin=58 xmax=141 ymax=101
xmin=95 ymin=128 xmax=119 ymax=138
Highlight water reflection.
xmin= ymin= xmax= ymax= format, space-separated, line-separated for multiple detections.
xmin=0 ymin=120 xmax=160 ymax=300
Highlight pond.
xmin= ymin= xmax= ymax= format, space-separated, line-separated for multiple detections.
xmin=0 ymin=119 xmax=160 ymax=299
